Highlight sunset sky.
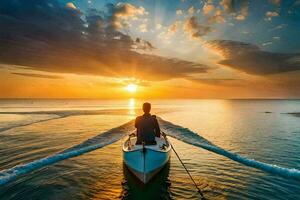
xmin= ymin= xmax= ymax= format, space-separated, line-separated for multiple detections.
xmin=0 ymin=0 xmax=300 ymax=98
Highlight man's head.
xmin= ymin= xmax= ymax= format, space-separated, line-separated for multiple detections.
xmin=143 ymin=102 xmax=151 ymax=114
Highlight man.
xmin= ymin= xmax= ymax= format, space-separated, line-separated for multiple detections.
xmin=135 ymin=102 xmax=161 ymax=145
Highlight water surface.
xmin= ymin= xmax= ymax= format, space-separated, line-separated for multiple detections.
xmin=0 ymin=99 xmax=300 ymax=199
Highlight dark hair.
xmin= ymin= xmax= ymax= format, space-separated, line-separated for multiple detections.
xmin=143 ymin=102 xmax=151 ymax=113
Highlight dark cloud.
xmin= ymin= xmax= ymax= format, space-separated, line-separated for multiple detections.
xmin=0 ymin=0 xmax=209 ymax=81
xmin=208 ymin=40 xmax=300 ymax=75
xmin=220 ymin=0 xmax=248 ymax=13
xmin=219 ymin=0 xmax=249 ymax=20
xmin=11 ymin=72 xmax=63 ymax=79
xmin=220 ymin=0 xmax=235 ymax=14
xmin=184 ymin=16 xmax=211 ymax=38
xmin=188 ymin=77 xmax=241 ymax=85
xmin=134 ymin=38 xmax=155 ymax=50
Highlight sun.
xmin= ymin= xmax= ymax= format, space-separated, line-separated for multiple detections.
xmin=126 ymin=83 xmax=137 ymax=93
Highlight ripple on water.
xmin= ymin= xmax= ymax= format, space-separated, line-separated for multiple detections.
xmin=1 ymin=100 xmax=300 ymax=199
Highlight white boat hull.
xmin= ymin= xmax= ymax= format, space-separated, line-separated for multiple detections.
xmin=123 ymin=137 xmax=171 ymax=183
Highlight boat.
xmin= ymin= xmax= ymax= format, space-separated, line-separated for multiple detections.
xmin=122 ymin=162 xmax=171 ymax=198
xmin=122 ymin=134 xmax=171 ymax=183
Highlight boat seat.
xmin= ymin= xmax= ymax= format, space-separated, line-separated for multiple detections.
xmin=136 ymin=141 xmax=157 ymax=145
xmin=126 ymin=137 xmax=168 ymax=151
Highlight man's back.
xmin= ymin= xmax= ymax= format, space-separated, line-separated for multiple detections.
xmin=135 ymin=113 xmax=160 ymax=145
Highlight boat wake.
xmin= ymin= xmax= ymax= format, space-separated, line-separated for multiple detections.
xmin=0 ymin=120 xmax=135 ymax=186
xmin=159 ymin=118 xmax=300 ymax=181
xmin=1 ymin=117 xmax=300 ymax=186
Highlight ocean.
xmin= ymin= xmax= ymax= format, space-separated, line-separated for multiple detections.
xmin=0 ymin=99 xmax=299 ymax=200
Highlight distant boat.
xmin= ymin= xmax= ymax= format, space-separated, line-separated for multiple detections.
xmin=123 ymin=135 xmax=171 ymax=183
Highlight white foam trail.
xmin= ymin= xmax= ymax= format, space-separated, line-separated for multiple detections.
xmin=2 ymin=117 xmax=299 ymax=186
xmin=159 ymin=118 xmax=300 ymax=180
xmin=0 ymin=120 xmax=134 ymax=186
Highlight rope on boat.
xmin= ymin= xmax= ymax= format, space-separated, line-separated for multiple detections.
xmin=162 ymin=132 xmax=205 ymax=199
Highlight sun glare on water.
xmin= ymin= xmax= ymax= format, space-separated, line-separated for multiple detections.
xmin=126 ymin=84 xmax=137 ymax=93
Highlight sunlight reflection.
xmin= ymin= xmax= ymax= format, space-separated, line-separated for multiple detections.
xmin=128 ymin=98 xmax=136 ymax=116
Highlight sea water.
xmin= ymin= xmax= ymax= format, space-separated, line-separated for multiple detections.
xmin=0 ymin=99 xmax=299 ymax=200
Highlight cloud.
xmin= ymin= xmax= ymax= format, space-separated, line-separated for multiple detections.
xmin=107 ymin=2 xmax=147 ymax=29
xmin=202 ymin=1 xmax=226 ymax=24
xmin=11 ymin=72 xmax=63 ymax=79
xmin=207 ymin=9 xmax=226 ymax=24
xmin=0 ymin=0 xmax=210 ymax=81
xmin=156 ymin=23 xmax=162 ymax=30
xmin=188 ymin=77 xmax=240 ymax=85
xmin=203 ymin=4 xmax=215 ymax=15
xmin=265 ymin=11 xmax=279 ymax=21
xmin=66 ymin=2 xmax=77 ymax=10
xmin=166 ymin=21 xmax=181 ymax=36
xmin=139 ymin=23 xmax=148 ymax=32
xmin=220 ymin=0 xmax=235 ymax=13
xmin=240 ymin=2 xmax=249 ymax=15
xmin=176 ymin=9 xmax=183 ymax=15
xmin=275 ymin=24 xmax=285 ymax=29
xmin=134 ymin=38 xmax=155 ymax=50
xmin=268 ymin=0 xmax=281 ymax=6
xmin=266 ymin=11 xmax=279 ymax=17
xmin=262 ymin=41 xmax=273 ymax=46
xmin=207 ymin=40 xmax=300 ymax=75
xmin=188 ymin=6 xmax=195 ymax=15
xmin=184 ymin=16 xmax=211 ymax=38
xmin=220 ymin=0 xmax=249 ymax=21
xmin=236 ymin=0 xmax=249 ymax=20
xmin=235 ymin=14 xmax=245 ymax=20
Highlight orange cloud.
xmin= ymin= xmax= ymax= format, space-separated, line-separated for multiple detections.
xmin=203 ymin=4 xmax=215 ymax=15
xmin=184 ymin=16 xmax=211 ymax=38
xmin=109 ymin=3 xmax=148 ymax=29
xmin=66 ymin=2 xmax=77 ymax=10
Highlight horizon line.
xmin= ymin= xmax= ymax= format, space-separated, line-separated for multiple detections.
xmin=0 ymin=98 xmax=300 ymax=100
